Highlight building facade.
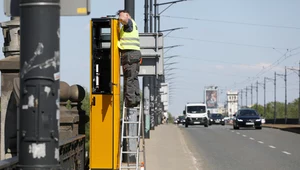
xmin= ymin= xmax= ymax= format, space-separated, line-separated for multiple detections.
xmin=227 ymin=91 xmax=239 ymax=117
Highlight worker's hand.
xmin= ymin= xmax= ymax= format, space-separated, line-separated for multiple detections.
xmin=139 ymin=58 xmax=142 ymax=64
xmin=118 ymin=12 xmax=128 ymax=25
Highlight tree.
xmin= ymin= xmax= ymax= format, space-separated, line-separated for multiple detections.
xmin=167 ymin=112 xmax=174 ymax=123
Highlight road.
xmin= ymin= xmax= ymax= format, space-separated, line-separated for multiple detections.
xmin=179 ymin=124 xmax=300 ymax=170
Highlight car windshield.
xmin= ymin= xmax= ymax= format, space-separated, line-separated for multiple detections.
xmin=178 ymin=116 xmax=185 ymax=120
xmin=211 ymin=114 xmax=223 ymax=118
xmin=239 ymin=110 xmax=258 ymax=116
xmin=187 ymin=106 xmax=206 ymax=113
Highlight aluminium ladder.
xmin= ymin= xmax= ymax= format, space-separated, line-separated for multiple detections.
xmin=119 ymin=100 xmax=145 ymax=170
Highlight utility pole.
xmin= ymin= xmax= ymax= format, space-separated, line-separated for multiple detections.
xmin=150 ymin=0 xmax=153 ymax=32
xmin=256 ymin=81 xmax=258 ymax=111
xmin=287 ymin=61 xmax=300 ymax=124
xmin=251 ymin=84 xmax=253 ymax=107
xmin=19 ymin=0 xmax=60 ymax=169
xmin=245 ymin=87 xmax=248 ymax=107
xmin=241 ymin=89 xmax=243 ymax=108
xmin=276 ymin=68 xmax=287 ymax=124
xmin=265 ymin=75 xmax=276 ymax=123
xmin=274 ymin=72 xmax=277 ymax=124
xmin=264 ymin=77 xmax=266 ymax=117
xmin=144 ymin=0 xmax=149 ymax=32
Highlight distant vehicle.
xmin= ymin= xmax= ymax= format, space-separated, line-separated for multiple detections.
xmin=232 ymin=108 xmax=262 ymax=130
xmin=183 ymin=103 xmax=209 ymax=128
xmin=209 ymin=113 xmax=225 ymax=126
xmin=177 ymin=116 xmax=185 ymax=125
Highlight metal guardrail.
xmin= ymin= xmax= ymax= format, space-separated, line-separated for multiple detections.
xmin=0 ymin=135 xmax=86 ymax=170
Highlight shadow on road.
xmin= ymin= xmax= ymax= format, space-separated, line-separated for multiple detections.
xmin=229 ymin=128 xmax=261 ymax=131
xmin=279 ymin=127 xmax=300 ymax=135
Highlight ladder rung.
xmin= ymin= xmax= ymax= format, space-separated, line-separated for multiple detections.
xmin=121 ymin=166 xmax=137 ymax=169
xmin=123 ymin=136 xmax=139 ymax=139
xmin=122 ymin=151 xmax=137 ymax=154
xmin=124 ymin=121 xmax=139 ymax=124
xmin=124 ymin=106 xmax=140 ymax=109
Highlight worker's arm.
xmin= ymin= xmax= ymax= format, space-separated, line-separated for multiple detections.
xmin=122 ymin=19 xmax=133 ymax=32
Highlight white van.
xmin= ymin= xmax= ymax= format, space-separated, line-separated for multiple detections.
xmin=183 ymin=103 xmax=209 ymax=128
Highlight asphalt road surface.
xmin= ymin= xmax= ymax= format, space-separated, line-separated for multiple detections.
xmin=179 ymin=124 xmax=300 ymax=170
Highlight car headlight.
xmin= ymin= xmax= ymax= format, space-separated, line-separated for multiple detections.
xmin=255 ymin=119 xmax=261 ymax=121
xmin=222 ymin=119 xmax=224 ymax=121
xmin=237 ymin=119 xmax=243 ymax=122
xmin=210 ymin=119 xmax=213 ymax=121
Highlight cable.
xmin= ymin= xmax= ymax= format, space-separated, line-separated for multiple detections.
xmin=161 ymin=15 xmax=300 ymax=30
xmin=167 ymin=36 xmax=287 ymax=49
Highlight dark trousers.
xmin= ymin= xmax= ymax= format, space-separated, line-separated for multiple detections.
xmin=121 ymin=50 xmax=141 ymax=107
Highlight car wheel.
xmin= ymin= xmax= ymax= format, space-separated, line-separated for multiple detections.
xmin=222 ymin=123 xmax=225 ymax=126
xmin=185 ymin=123 xmax=188 ymax=128
xmin=255 ymin=126 xmax=262 ymax=130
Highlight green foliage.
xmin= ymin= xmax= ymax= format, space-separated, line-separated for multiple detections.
xmin=167 ymin=112 xmax=174 ymax=123
xmin=80 ymin=90 xmax=90 ymax=152
xmin=251 ymin=98 xmax=300 ymax=119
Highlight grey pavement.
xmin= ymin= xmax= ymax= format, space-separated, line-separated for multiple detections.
xmin=181 ymin=124 xmax=300 ymax=170
xmin=145 ymin=124 xmax=202 ymax=170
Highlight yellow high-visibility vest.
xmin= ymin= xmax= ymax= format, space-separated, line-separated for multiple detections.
xmin=118 ymin=19 xmax=140 ymax=50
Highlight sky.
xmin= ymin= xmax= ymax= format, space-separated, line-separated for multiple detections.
xmin=0 ymin=0 xmax=299 ymax=117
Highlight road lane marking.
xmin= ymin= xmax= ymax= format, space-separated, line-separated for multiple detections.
xmin=179 ymin=129 xmax=201 ymax=170
xmin=258 ymin=141 xmax=264 ymax=144
xmin=242 ymin=135 xmax=247 ymax=137
xmin=249 ymin=137 xmax=255 ymax=140
xmin=231 ymin=131 xmax=235 ymax=132
xmin=282 ymin=151 xmax=291 ymax=155
xmin=236 ymin=132 xmax=240 ymax=134
xmin=269 ymin=145 xmax=276 ymax=149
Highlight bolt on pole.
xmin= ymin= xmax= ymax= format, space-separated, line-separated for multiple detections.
xmin=19 ymin=0 xmax=61 ymax=169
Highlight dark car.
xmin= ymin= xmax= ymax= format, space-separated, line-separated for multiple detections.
xmin=177 ymin=116 xmax=186 ymax=125
xmin=209 ymin=113 xmax=225 ymax=126
xmin=233 ymin=108 xmax=262 ymax=130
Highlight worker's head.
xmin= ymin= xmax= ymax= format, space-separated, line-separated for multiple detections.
xmin=117 ymin=10 xmax=131 ymax=25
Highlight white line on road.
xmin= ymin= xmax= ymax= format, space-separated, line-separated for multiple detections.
xmin=282 ymin=151 xmax=291 ymax=155
xmin=242 ymin=135 xmax=247 ymax=137
xmin=249 ymin=137 xmax=255 ymax=140
xmin=236 ymin=132 xmax=240 ymax=134
xmin=179 ymin=129 xmax=201 ymax=170
xmin=269 ymin=145 xmax=276 ymax=149
xmin=231 ymin=131 xmax=235 ymax=132
xmin=258 ymin=141 xmax=264 ymax=144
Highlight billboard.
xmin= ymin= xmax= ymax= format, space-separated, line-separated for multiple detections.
xmin=205 ymin=90 xmax=218 ymax=108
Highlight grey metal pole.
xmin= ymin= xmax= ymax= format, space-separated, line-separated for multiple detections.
xmin=143 ymin=77 xmax=150 ymax=138
xmin=158 ymin=10 xmax=161 ymax=32
xmin=264 ymin=77 xmax=266 ymax=117
xmin=256 ymin=81 xmax=258 ymax=111
xmin=285 ymin=67 xmax=287 ymax=124
xmin=298 ymin=61 xmax=300 ymax=124
xmin=251 ymin=84 xmax=253 ymax=107
xmin=245 ymin=87 xmax=248 ymax=107
xmin=150 ymin=0 xmax=153 ymax=32
xmin=144 ymin=0 xmax=149 ymax=33
xmin=241 ymin=89 xmax=243 ymax=108
xmin=274 ymin=72 xmax=276 ymax=124
xmin=154 ymin=0 xmax=157 ymax=32
xmin=150 ymin=76 xmax=155 ymax=130
xmin=125 ymin=0 xmax=135 ymax=20
xmin=19 ymin=0 xmax=60 ymax=169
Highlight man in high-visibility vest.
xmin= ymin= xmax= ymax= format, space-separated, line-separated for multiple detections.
xmin=117 ymin=10 xmax=142 ymax=107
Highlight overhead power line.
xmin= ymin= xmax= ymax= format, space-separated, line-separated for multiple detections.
xmin=167 ymin=36 xmax=287 ymax=49
xmin=161 ymin=15 xmax=300 ymax=30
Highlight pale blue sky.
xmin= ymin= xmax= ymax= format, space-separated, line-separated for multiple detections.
xmin=0 ymin=0 xmax=299 ymax=116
